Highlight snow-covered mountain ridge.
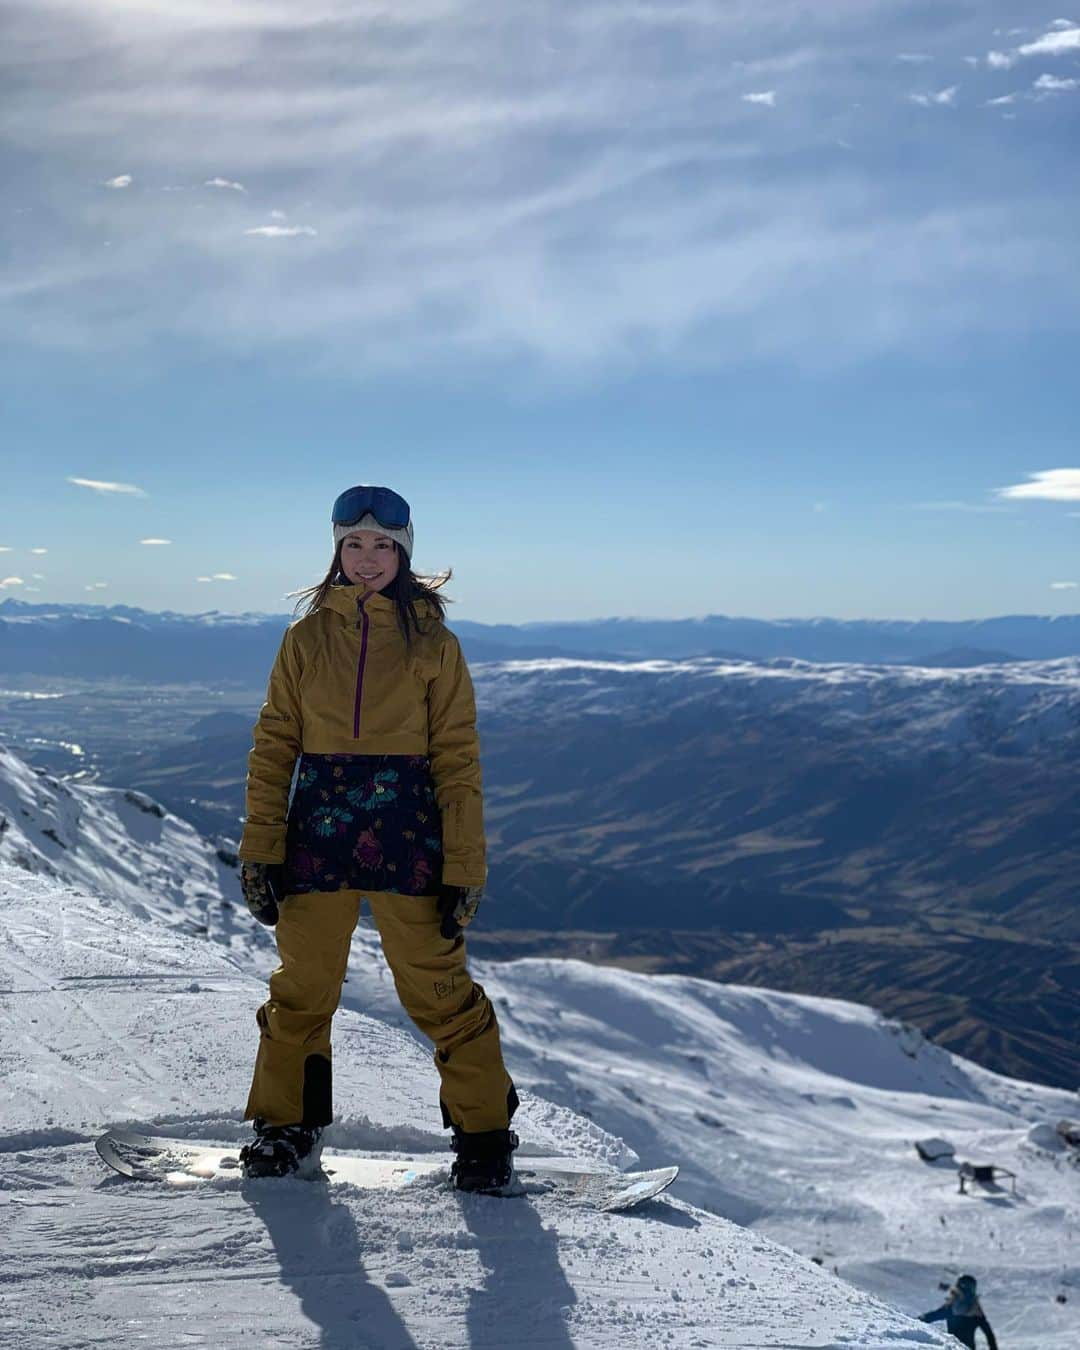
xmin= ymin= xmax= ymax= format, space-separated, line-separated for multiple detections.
xmin=0 ymin=862 xmax=955 ymax=1349
xmin=474 ymin=654 xmax=1080 ymax=757
xmin=0 ymin=741 xmax=243 ymax=941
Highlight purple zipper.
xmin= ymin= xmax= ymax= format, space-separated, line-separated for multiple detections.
xmin=353 ymin=592 xmax=370 ymax=738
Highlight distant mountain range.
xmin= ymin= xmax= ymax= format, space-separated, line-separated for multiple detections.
xmin=4 ymin=596 xmax=1080 ymax=680
xmin=3 ymin=598 xmax=1078 ymax=1090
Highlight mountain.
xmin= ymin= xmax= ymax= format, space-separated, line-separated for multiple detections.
xmin=1 ymin=860 xmax=968 ymax=1350
xmin=4 ymin=597 xmax=1080 ymax=682
xmin=5 ymin=647 xmax=1078 ymax=1087
xmin=0 ymin=742 xmax=243 ymax=940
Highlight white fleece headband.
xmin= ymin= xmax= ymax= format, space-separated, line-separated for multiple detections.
xmin=333 ymin=513 xmax=414 ymax=560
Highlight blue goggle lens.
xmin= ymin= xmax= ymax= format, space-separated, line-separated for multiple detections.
xmin=332 ymin=485 xmax=411 ymax=530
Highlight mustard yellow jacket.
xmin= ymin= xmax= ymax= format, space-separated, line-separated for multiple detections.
xmin=238 ymin=583 xmax=485 ymax=888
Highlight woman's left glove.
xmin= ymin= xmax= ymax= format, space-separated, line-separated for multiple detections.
xmin=241 ymin=862 xmax=284 ymax=927
xmin=437 ymin=885 xmax=483 ymax=940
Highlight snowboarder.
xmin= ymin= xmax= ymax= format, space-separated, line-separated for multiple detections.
xmin=920 ymin=1274 xmax=998 ymax=1349
xmin=237 ymin=484 xmax=518 ymax=1190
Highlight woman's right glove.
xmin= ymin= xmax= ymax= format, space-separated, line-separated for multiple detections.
xmin=241 ymin=862 xmax=284 ymax=926
xmin=437 ymin=885 xmax=483 ymax=940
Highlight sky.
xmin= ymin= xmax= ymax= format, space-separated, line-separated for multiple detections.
xmin=2 ymin=2 xmax=1079 ymax=624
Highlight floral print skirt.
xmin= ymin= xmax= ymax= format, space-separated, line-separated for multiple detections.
xmin=283 ymin=752 xmax=443 ymax=896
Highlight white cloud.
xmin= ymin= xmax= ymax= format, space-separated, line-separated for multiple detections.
xmin=909 ymin=86 xmax=958 ymax=107
xmin=205 ymin=177 xmax=247 ymax=192
xmin=0 ymin=576 xmax=25 ymax=588
xmin=211 ymin=572 xmax=238 ymax=580
xmin=84 ymin=582 xmax=108 ymax=590
xmin=30 ymin=548 xmax=48 ymax=555
xmin=1033 ymin=72 xmax=1079 ymax=92
xmin=244 ymin=225 xmax=317 ymax=237
xmin=5 ymin=3 xmax=1080 ymax=374
xmin=196 ymin=576 xmax=213 ymax=582
xmin=1050 ymin=580 xmax=1079 ymax=589
xmin=986 ymin=50 xmax=1014 ymax=69
xmin=995 ymin=468 xmax=1080 ymax=502
xmin=31 ymin=573 xmax=46 ymax=579
xmin=985 ymin=93 xmax=1017 ymax=105
xmin=914 ymin=501 xmax=1011 ymax=513
xmin=67 ymin=476 xmax=148 ymax=496
xmin=742 ymin=91 xmax=776 ymax=107
xmin=1018 ymin=24 xmax=1080 ymax=57
xmin=0 ymin=546 xmax=11 ymax=552
xmin=140 ymin=537 xmax=173 ymax=545
xmin=270 ymin=209 xmax=287 ymax=219
xmin=104 ymin=174 xmax=132 ymax=189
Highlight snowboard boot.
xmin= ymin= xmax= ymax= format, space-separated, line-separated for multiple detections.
xmin=449 ymin=1125 xmax=519 ymax=1195
xmin=239 ymin=1119 xmax=323 ymax=1178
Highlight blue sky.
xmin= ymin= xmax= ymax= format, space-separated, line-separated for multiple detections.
xmin=2 ymin=3 xmax=1079 ymax=624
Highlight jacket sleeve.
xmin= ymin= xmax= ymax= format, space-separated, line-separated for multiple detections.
xmin=977 ymin=1314 xmax=998 ymax=1350
xmin=238 ymin=625 xmax=303 ymax=864
xmin=427 ymin=632 xmax=486 ymax=888
xmin=919 ymin=1307 xmax=948 ymax=1324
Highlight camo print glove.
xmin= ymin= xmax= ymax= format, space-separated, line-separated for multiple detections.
xmin=241 ymin=861 xmax=284 ymax=927
xmin=437 ymin=885 xmax=483 ymax=940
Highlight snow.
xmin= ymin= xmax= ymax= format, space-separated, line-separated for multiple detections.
xmin=1 ymin=738 xmax=1077 ymax=1346
xmin=1 ymin=863 xmax=956 ymax=1349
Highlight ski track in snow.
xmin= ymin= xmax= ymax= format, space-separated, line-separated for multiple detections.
xmin=0 ymin=863 xmax=962 ymax=1350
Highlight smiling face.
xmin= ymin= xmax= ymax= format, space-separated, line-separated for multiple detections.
xmin=339 ymin=530 xmax=401 ymax=591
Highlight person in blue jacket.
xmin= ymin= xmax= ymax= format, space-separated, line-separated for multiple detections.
xmin=920 ymin=1274 xmax=998 ymax=1349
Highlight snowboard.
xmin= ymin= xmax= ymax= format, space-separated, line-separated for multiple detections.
xmin=95 ymin=1130 xmax=678 ymax=1213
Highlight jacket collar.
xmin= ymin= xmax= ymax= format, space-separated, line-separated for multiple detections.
xmin=318 ymin=584 xmax=437 ymax=622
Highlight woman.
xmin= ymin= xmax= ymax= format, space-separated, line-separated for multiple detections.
xmin=237 ymin=484 xmax=518 ymax=1191
xmin=920 ymin=1274 xmax=998 ymax=1349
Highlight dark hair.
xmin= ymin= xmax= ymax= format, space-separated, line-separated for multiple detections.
xmin=287 ymin=541 xmax=452 ymax=647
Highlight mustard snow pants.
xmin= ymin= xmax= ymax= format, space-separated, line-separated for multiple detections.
xmin=244 ymin=890 xmax=516 ymax=1133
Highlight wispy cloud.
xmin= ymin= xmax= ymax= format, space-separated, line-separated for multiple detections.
xmin=995 ymin=469 xmax=1080 ymax=502
xmin=29 ymin=548 xmax=48 ymax=554
xmin=212 ymin=572 xmax=237 ymax=580
xmin=913 ymin=500 xmax=1011 ymax=513
xmin=0 ymin=546 xmax=12 ymax=553
xmin=67 ymin=476 xmax=148 ymax=496
xmin=139 ymin=537 xmax=172 ymax=545
xmin=84 ymin=582 xmax=108 ymax=590
xmin=4 ymin=3 xmax=1080 ymax=373
xmin=986 ymin=21 xmax=1080 ymax=68
xmin=1018 ymin=24 xmax=1080 ymax=57
xmin=0 ymin=576 xmax=24 ymax=589
xmin=1050 ymin=580 xmax=1079 ymax=589
xmin=244 ymin=225 xmax=317 ymax=238
xmin=1033 ymin=73 xmax=1080 ymax=94
xmin=909 ymin=86 xmax=958 ymax=107
xmin=104 ymin=174 xmax=132 ymax=189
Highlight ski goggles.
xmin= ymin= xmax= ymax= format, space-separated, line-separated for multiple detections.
xmin=331 ymin=485 xmax=411 ymax=530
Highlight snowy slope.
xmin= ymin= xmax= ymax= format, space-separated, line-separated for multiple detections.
xmin=0 ymin=862 xmax=950 ymax=1350
xmin=2 ymin=738 xmax=1076 ymax=1345
xmin=332 ymin=932 xmax=1080 ymax=1349
xmin=0 ymin=741 xmax=244 ymax=941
